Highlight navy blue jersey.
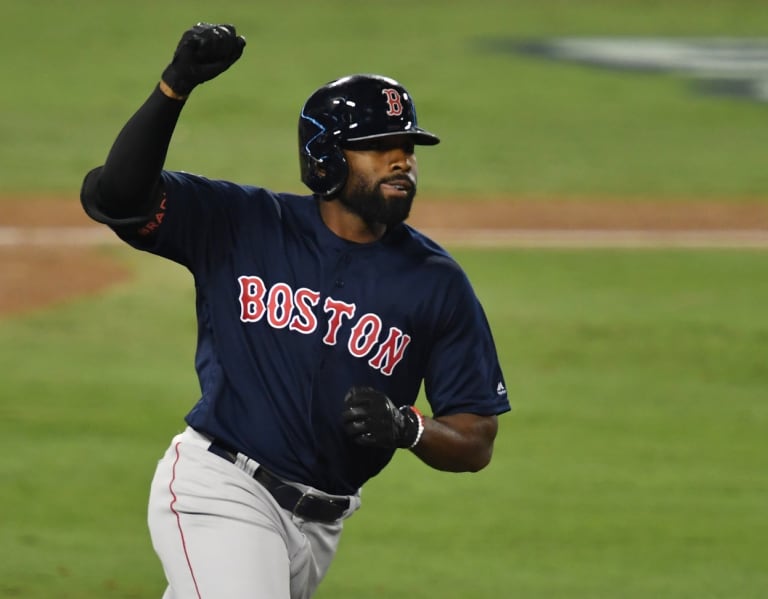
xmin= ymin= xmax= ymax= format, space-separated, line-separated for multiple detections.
xmin=86 ymin=170 xmax=509 ymax=494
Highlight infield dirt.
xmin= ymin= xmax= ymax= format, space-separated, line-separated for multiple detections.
xmin=2 ymin=197 xmax=767 ymax=318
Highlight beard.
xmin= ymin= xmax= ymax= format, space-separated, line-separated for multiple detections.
xmin=337 ymin=174 xmax=416 ymax=229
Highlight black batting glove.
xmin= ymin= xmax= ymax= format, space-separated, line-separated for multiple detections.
xmin=161 ymin=23 xmax=246 ymax=97
xmin=342 ymin=387 xmax=424 ymax=449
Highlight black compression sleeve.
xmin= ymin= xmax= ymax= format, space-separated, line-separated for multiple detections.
xmin=95 ymin=85 xmax=186 ymax=218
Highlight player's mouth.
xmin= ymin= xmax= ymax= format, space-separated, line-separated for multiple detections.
xmin=380 ymin=176 xmax=415 ymax=197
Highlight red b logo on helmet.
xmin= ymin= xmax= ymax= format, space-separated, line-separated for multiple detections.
xmin=382 ymin=88 xmax=403 ymax=116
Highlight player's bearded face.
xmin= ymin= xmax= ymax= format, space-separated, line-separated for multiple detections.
xmin=339 ymin=141 xmax=418 ymax=228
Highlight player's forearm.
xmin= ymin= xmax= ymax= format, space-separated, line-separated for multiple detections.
xmin=410 ymin=413 xmax=498 ymax=472
xmin=96 ymin=85 xmax=185 ymax=217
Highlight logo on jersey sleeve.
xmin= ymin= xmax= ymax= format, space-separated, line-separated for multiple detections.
xmin=137 ymin=194 xmax=168 ymax=236
xmin=237 ymin=276 xmax=411 ymax=376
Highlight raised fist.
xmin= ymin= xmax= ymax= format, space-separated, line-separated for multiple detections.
xmin=161 ymin=23 xmax=246 ymax=97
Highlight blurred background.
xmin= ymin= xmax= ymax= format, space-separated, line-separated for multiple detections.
xmin=1 ymin=1 xmax=766 ymax=597
xmin=3 ymin=0 xmax=768 ymax=199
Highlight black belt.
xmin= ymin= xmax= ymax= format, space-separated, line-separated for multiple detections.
xmin=207 ymin=439 xmax=349 ymax=523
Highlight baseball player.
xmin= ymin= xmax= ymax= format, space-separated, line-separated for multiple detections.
xmin=80 ymin=23 xmax=510 ymax=599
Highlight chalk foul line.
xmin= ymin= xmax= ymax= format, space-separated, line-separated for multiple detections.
xmin=0 ymin=226 xmax=116 ymax=247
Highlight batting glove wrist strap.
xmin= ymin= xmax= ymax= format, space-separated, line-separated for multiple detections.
xmin=399 ymin=405 xmax=425 ymax=449
xmin=342 ymin=387 xmax=422 ymax=449
xmin=161 ymin=23 xmax=246 ymax=97
xmin=158 ymin=80 xmax=188 ymax=101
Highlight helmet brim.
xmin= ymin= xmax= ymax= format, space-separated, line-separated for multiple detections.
xmin=345 ymin=128 xmax=440 ymax=146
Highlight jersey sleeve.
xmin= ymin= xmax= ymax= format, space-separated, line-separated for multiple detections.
xmin=422 ymin=266 xmax=510 ymax=418
xmin=80 ymin=165 xmax=162 ymax=229
xmin=82 ymin=168 xmax=282 ymax=272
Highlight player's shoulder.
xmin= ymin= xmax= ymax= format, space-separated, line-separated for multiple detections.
xmin=396 ymin=224 xmax=464 ymax=271
xmin=387 ymin=224 xmax=477 ymax=296
xmin=163 ymin=170 xmax=275 ymax=199
xmin=162 ymin=171 xmax=313 ymax=215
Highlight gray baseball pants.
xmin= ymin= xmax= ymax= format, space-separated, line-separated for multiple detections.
xmin=147 ymin=427 xmax=361 ymax=598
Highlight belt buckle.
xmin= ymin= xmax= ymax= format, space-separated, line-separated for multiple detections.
xmin=291 ymin=492 xmax=346 ymax=523
xmin=292 ymin=492 xmax=310 ymax=519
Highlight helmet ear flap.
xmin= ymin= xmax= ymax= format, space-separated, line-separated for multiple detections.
xmin=299 ymin=138 xmax=348 ymax=197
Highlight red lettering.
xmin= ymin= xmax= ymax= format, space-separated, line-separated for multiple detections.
xmin=323 ymin=297 xmax=356 ymax=345
xmin=238 ymin=276 xmax=267 ymax=322
xmin=138 ymin=196 xmax=168 ymax=236
xmin=267 ymin=283 xmax=293 ymax=328
xmin=289 ymin=288 xmax=320 ymax=334
xmin=368 ymin=327 xmax=411 ymax=376
xmin=382 ymin=88 xmax=403 ymax=116
xmin=348 ymin=313 xmax=382 ymax=357
xmin=236 ymin=278 xmax=411 ymax=375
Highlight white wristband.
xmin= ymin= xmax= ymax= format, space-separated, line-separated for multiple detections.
xmin=408 ymin=406 xmax=425 ymax=449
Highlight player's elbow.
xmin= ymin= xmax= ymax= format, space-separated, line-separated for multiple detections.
xmin=427 ymin=412 xmax=498 ymax=472
xmin=438 ymin=441 xmax=494 ymax=473
xmin=465 ymin=443 xmax=494 ymax=472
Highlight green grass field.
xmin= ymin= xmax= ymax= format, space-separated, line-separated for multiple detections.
xmin=2 ymin=1 xmax=768 ymax=598
xmin=2 ymin=0 xmax=768 ymax=198
xmin=2 ymin=249 xmax=767 ymax=597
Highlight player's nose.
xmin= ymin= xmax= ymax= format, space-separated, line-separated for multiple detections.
xmin=388 ymin=147 xmax=414 ymax=172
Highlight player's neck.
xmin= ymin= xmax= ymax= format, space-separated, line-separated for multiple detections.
xmin=318 ymin=199 xmax=386 ymax=244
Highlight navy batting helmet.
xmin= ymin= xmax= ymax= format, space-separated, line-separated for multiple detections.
xmin=298 ymin=74 xmax=440 ymax=197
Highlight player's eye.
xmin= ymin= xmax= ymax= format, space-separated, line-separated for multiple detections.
xmin=344 ymin=138 xmax=414 ymax=154
xmin=344 ymin=139 xmax=383 ymax=152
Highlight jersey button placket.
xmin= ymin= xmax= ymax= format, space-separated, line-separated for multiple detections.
xmin=334 ymin=252 xmax=352 ymax=289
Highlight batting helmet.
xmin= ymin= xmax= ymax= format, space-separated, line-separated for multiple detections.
xmin=298 ymin=74 xmax=440 ymax=197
